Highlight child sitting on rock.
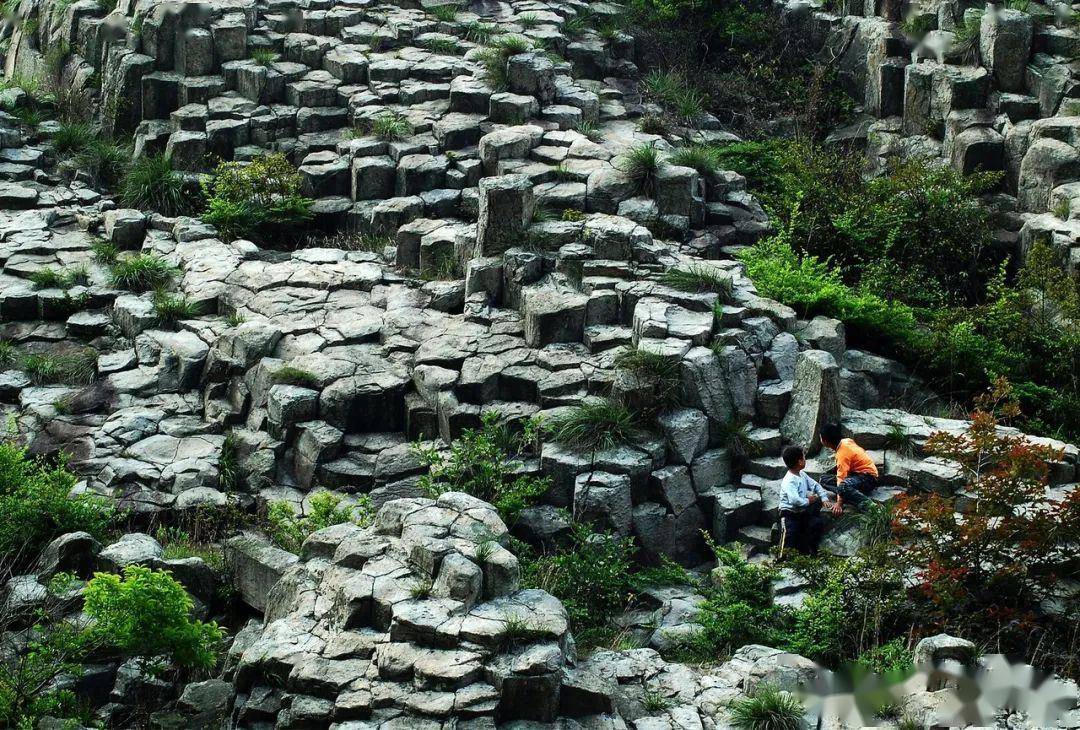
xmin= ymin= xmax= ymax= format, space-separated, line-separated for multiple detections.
xmin=778 ymin=445 xmax=840 ymax=556
xmin=818 ymin=423 xmax=879 ymax=510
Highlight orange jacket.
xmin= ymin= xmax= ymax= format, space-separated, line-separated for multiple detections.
xmin=835 ymin=438 xmax=878 ymax=482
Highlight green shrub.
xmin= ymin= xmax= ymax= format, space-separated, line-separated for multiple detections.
xmin=415 ymin=411 xmax=548 ymax=522
xmin=153 ymin=290 xmax=200 ymax=328
xmin=121 ymin=153 xmax=187 ymax=215
xmin=520 ymin=522 xmax=636 ymax=647
xmin=0 ymin=340 xmax=17 ymax=369
xmin=109 ymin=254 xmax=177 ymax=292
xmin=267 ymin=492 xmax=373 ymax=553
xmin=0 ymin=442 xmax=112 ymax=567
xmin=546 ymin=398 xmax=636 ymax=452
xmin=729 ymin=685 xmax=805 ymax=730
xmin=476 ymin=47 xmax=509 ymax=89
xmin=619 ymin=144 xmax=661 ymax=196
xmin=201 ymin=153 xmax=313 ymax=241
xmin=83 ymin=566 xmax=223 ymax=669
xmin=0 ymin=617 xmax=93 ymax=728
xmin=854 ymin=637 xmax=914 ymax=678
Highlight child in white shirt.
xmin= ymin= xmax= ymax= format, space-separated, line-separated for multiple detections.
xmin=778 ymin=445 xmax=839 ymax=555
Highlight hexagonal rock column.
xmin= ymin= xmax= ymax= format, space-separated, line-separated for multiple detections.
xmin=780 ymin=350 xmax=841 ymax=456
xmin=476 ymin=174 xmax=535 ymax=256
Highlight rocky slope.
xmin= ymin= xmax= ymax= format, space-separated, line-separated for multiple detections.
xmin=0 ymin=0 xmax=1078 ymax=726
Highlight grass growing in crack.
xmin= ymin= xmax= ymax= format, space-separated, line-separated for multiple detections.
xmin=49 ymin=121 xmax=94 ymax=155
xmin=661 ymin=264 xmax=731 ymax=297
xmin=574 ymin=120 xmax=601 ymax=141
xmin=546 ymin=398 xmax=636 ymax=452
xmin=29 ymin=268 xmax=64 ymax=289
xmin=477 ymin=47 xmax=509 ymax=89
xmin=428 ymin=3 xmax=458 ymax=22
xmin=638 ymin=113 xmax=671 ymax=136
xmin=517 ymin=12 xmax=539 ymax=29
xmin=884 ymin=423 xmax=917 ymax=456
xmin=153 ymin=290 xmax=200 ymax=328
xmin=121 ymin=154 xmax=187 ymax=215
xmin=409 ymin=578 xmax=433 ymax=599
xmin=674 ymin=87 xmax=707 ymax=125
xmin=619 ymin=144 xmax=661 ymax=197
xmin=273 ymin=365 xmax=320 ymax=388
xmin=110 ymin=254 xmax=177 ymax=292
xmin=500 ymin=614 xmax=535 ymax=645
xmin=361 ymin=111 xmax=412 ymax=141
xmin=250 ymin=48 xmax=279 ymax=66
xmin=669 ymin=145 xmax=721 ymax=176
xmin=0 ymin=340 xmax=18 ymax=369
xmin=218 ymin=432 xmax=239 ymax=491
xmin=552 ymin=163 xmax=576 ymax=181
xmin=494 ymin=34 xmax=532 ymax=55
xmin=563 ymin=14 xmax=588 ymax=36
xmin=90 ymin=239 xmax=119 ymax=265
xmin=224 ymin=312 xmax=246 ymax=327
xmin=614 ymin=347 xmax=682 ymax=412
xmin=729 ymin=685 xmax=804 ymax=730
xmin=422 ymin=36 xmax=459 ymax=55
xmin=642 ymin=69 xmax=684 ymax=102
xmin=462 ymin=21 xmax=497 ymax=44
xmin=76 ymin=139 xmax=128 ymax=187
xmin=21 ymin=349 xmax=97 ymax=385
xmin=642 ymin=689 xmax=673 ymax=713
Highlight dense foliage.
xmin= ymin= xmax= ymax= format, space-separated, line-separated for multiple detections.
xmin=0 ymin=443 xmax=113 ymax=570
xmin=84 ymin=566 xmax=224 ymax=670
xmin=267 ymin=492 xmax=374 ymax=554
xmin=731 ymin=140 xmax=1080 ymax=440
xmin=201 ymin=153 xmax=313 ymax=242
xmin=416 ymin=412 xmax=550 ymax=522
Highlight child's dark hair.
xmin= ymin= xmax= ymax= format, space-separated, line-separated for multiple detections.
xmin=782 ymin=445 xmax=805 ymax=470
xmin=820 ymin=423 xmax=842 ymax=447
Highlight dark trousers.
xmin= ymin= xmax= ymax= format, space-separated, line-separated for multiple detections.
xmin=820 ymin=472 xmax=877 ymax=508
xmin=781 ymin=502 xmax=824 ymax=555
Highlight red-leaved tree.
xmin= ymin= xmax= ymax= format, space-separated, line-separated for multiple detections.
xmin=893 ymin=379 xmax=1080 ymax=674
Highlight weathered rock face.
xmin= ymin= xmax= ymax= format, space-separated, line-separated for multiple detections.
xmin=231 ymin=493 xmax=575 ymax=726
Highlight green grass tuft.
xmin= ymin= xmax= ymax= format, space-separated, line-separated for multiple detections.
xmin=49 ymin=121 xmax=94 ymax=155
xmin=620 ymin=144 xmax=661 ymax=197
xmin=109 ymin=254 xmax=178 ymax=292
xmin=546 ymin=398 xmax=636 ymax=452
xmin=121 ymin=154 xmax=187 ymax=215
xmin=250 ymin=48 xmax=279 ymax=66
xmin=428 ymin=3 xmax=458 ymax=22
xmin=729 ymin=685 xmax=805 ymax=730
xmin=661 ymin=264 xmax=732 ymax=297
xmin=21 ymin=349 xmax=97 ymax=385
xmin=153 ymin=290 xmax=200 ymax=328
xmin=273 ymin=365 xmax=320 ymax=388
xmin=668 ymin=144 xmax=721 ymax=176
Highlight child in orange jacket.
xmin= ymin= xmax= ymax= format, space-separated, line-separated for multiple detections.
xmin=818 ymin=423 xmax=878 ymax=511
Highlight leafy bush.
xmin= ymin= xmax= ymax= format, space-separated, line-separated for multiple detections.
xmin=83 ymin=566 xmax=223 ymax=669
xmin=415 ymin=411 xmax=548 ymax=522
xmin=109 ymin=254 xmax=177 ymax=292
xmin=121 ymin=153 xmax=187 ymax=215
xmin=0 ymin=443 xmax=113 ymax=568
xmin=729 ymin=685 xmax=805 ymax=730
xmin=267 ymin=492 xmax=373 ymax=554
xmin=546 ymin=398 xmax=636 ymax=452
xmin=520 ymin=522 xmax=637 ymax=647
xmin=201 ymin=153 xmax=313 ymax=242
xmin=893 ymin=380 xmax=1080 ymax=678
xmin=0 ymin=616 xmax=93 ymax=728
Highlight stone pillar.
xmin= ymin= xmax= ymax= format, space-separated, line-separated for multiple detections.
xmin=780 ymin=350 xmax=841 ymax=455
xmin=475 ymin=174 xmax=534 ymax=256
xmin=979 ymin=8 xmax=1033 ymax=93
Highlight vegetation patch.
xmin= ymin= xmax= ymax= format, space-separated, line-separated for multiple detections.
xmin=201 ymin=153 xmax=313 ymax=242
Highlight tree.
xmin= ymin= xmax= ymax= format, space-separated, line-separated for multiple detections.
xmin=893 ymin=379 xmax=1080 ymax=674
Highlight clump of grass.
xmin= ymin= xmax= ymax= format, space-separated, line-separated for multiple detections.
xmin=224 ymin=311 xmax=246 ymax=327
xmin=153 ymin=290 xmax=200 ymax=328
xmin=669 ymin=145 xmax=720 ymax=176
xmin=546 ymin=398 xmax=636 ymax=452
xmin=884 ymin=423 xmax=917 ymax=456
xmin=109 ymin=254 xmax=178 ymax=292
xmin=462 ymin=21 xmax=497 ymax=44
xmin=614 ymin=347 xmax=682 ymax=411
xmin=219 ymin=432 xmax=239 ymax=491
xmin=552 ymin=163 xmax=576 ymax=181
xmin=563 ymin=14 xmax=588 ymax=36
xmin=729 ymin=685 xmax=804 ymax=730
xmin=532 ymin=205 xmax=555 ymax=223
xmin=575 ymin=120 xmax=601 ymax=141
xmin=22 ymin=349 xmax=97 ymax=385
xmin=121 ymin=154 xmax=187 ymax=215
xmin=422 ymin=36 xmax=459 ymax=55
xmin=91 ymin=239 xmax=119 ymax=265
xmin=494 ymin=34 xmax=532 ymax=56
xmin=49 ymin=121 xmax=93 ymax=155
xmin=422 ymin=252 xmax=462 ymax=280
xmin=637 ymin=114 xmax=671 ymax=136
xmin=29 ymin=268 xmax=64 ymax=289
xmin=0 ymin=340 xmax=20 ymax=369
xmin=642 ymin=69 xmax=684 ymax=103
xmin=52 ymin=395 xmax=73 ymax=415
xmin=250 ymin=48 xmax=279 ymax=66
xmin=429 ymin=3 xmax=458 ymax=21
xmin=367 ymin=111 xmax=413 ymax=141
xmin=642 ymin=688 xmax=673 ymax=713
xmin=619 ymin=144 xmax=661 ymax=197
xmin=661 ymin=264 xmax=732 ymax=297
xmin=500 ymin=614 xmax=536 ymax=645
xmin=273 ymin=365 xmax=320 ymax=387
xmin=517 ymin=12 xmax=539 ymax=29
xmin=76 ymin=139 xmax=128 ymax=187
xmin=409 ymin=578 xmax=433 ymax=599
xmin=674 ymin=87 xmax=707 ymax=125
xmin=476 ymin=47 xmax=509 ymax=90
xmin=1054 ymin=198 xmax=1071 ymax=220
xmin=562 ymin=208 xmax=585 ymax=222
xmin=953 ymin=12 xmax=983 ymax=63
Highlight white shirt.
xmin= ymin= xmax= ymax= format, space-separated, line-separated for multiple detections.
xmin=778 ymin=471 xmax=829 ymax=512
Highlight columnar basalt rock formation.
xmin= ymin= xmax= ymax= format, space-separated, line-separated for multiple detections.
xmin=1 ymin=0 xmax=1079 ymax=726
